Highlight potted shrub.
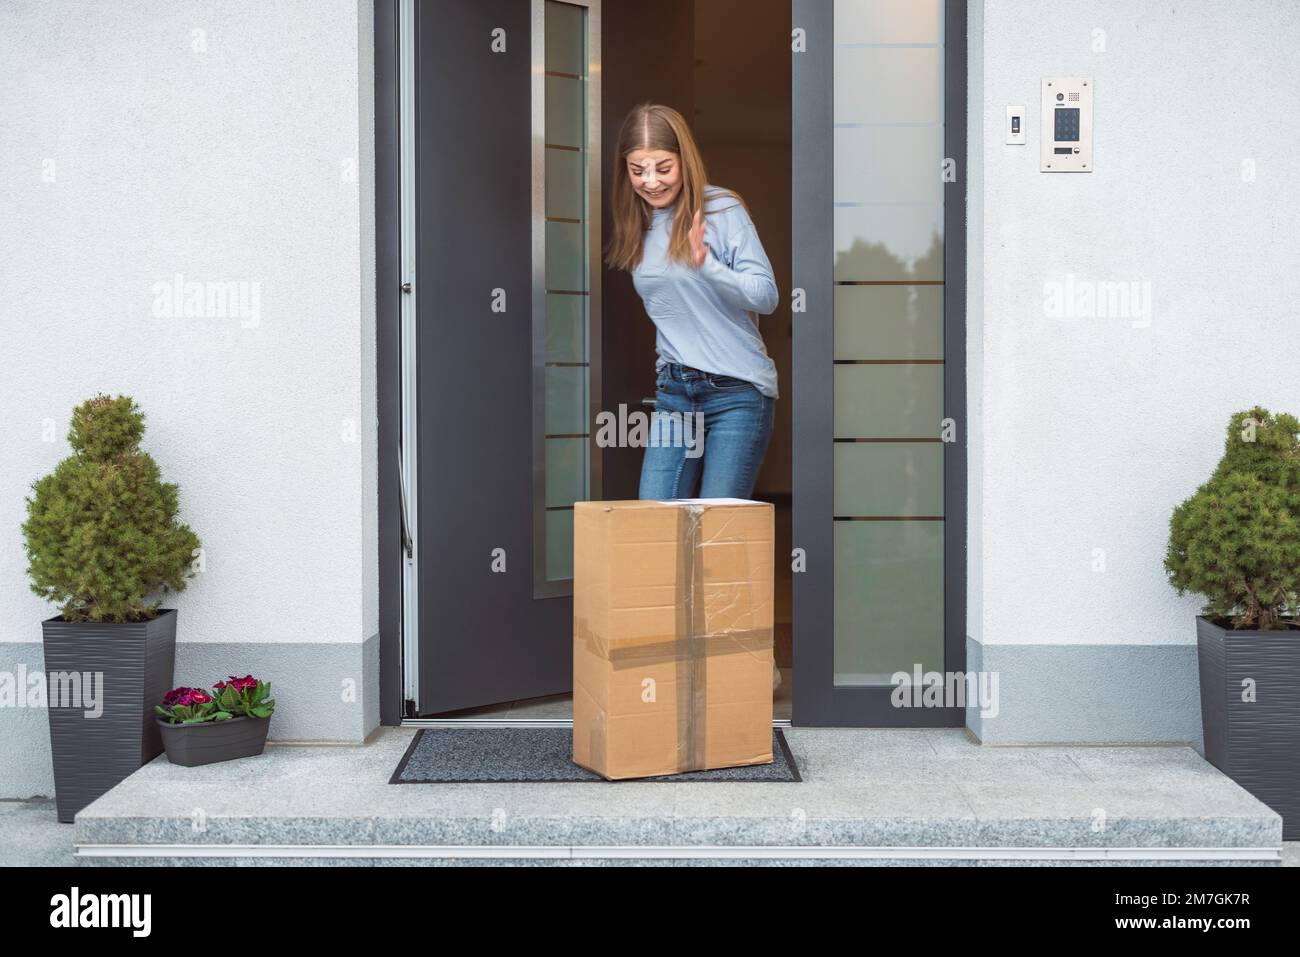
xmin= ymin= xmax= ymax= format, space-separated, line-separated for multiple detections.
xmin=1165 ymin=406 xmax=1300 ymax=839
xmin=22 ymin=394 xmax=201 ymax=822
xmin=155 ymin=676 xmax=275 ymax=767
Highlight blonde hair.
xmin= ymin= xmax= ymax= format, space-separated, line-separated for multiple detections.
xmin=604 ymin=103 xmax=751 ymax=272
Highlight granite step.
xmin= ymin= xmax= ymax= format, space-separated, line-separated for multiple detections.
xmin=73 ymin=727 xmax=1283 ymax=866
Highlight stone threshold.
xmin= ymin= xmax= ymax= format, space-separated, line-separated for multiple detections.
xmin=73 ymin=727 xmax=1284 ymax=867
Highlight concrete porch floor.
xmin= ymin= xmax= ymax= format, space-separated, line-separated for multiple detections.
xmin=5 ymin=727 xmax=1291 ymax=866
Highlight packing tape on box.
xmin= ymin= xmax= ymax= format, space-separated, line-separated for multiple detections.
xmin=574 ymin=622 xmax=773 ymax=666
xmin=573 ymin=503 xmax=773 ymax=773
xmin=677 ymin=502 xmax=706 ymax=771
xmin=596 ymin=630 xmax=775 ymax=666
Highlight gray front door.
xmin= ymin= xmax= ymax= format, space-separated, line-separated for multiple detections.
xmin=412 ymin=0 xmax=598 ymax=714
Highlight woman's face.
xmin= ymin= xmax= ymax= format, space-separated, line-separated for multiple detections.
xmin=626 ymin=148 xmax=682 ymax=209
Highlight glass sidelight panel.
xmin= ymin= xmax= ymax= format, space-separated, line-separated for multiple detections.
xmin=545 ymin=149 xmax=585 ymax=220
xmin=833 ymin=443 xmax=943 ymax=517
xmin=545 ymin=75 xmax=585 ymax=149
xmin=546 ymin=509 xmax=575 ymax=584
xmin=533 ymin=0 xmax=600 ymax=593
xmin=833 ymin=0 xmax=943 ymax=283
xmin=833 ymin=49 xmax=941 ymax=124
xmin=833 ymin=285 xmax=943 ymax=359
xmin=544 ymin=364 xmax=588 ymax=436
xmin=545 ymin=437 xmax=587 ymax=507
xmin=544 ymin=0 xmax=585 ymax=70
xmin=831 ymin=0 xmax=946 ymax=686
xmin=834 ymin=521 xmax=944 ymax=684
xmin=833 ymin=364 xmax=944 ymax=439
xmin=834 ymin=126 xmax=943 ymax=205
xmin=834 ymin=0 xmax=941 ymax=42
xmin=545 ymin=220 xmax=585 ymax=290
xmin=544 ymin=292 xmax=586 ymax=362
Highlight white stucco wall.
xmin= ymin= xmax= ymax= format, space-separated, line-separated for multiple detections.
xmin=968 ymin=0 xmax=1300 ymax=740
xmin=0 ymin=0 xmax=378 ymax=789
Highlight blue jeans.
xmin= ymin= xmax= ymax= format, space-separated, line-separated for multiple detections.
xmin=638 ymin=362 xmax=775 ymax=500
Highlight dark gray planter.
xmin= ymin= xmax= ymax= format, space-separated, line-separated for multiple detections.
xmin=157 ymin=714 xmax=271 ymax=767
xmin=1196 ymin=615 xmax=1300 ymax=840
xmin=41 ymin=609 xmax=177 ymax=823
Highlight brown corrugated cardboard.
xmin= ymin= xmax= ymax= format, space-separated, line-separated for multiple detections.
xmin=572 ymin=498 xmax=775 ymax=779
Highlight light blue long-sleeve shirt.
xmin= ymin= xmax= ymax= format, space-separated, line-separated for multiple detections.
xmin=631 ymin=184 xmax=780 ymax=399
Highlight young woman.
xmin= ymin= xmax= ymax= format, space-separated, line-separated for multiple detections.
xmin=605 ymin=103 xmax=780 ymax=501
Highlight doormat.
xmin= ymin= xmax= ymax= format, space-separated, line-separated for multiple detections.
xmin=389 ymin=728 xmax=800 ymax=783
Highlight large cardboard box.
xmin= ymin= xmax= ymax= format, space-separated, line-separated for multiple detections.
xmin=572 ymin=498 xmax=774 ymax=779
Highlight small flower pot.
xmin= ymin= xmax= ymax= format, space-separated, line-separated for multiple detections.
xmin=1196 ymin=615 xmax=1300 ymax=839
xmin=157 ymin=714 xmax=271 ymax=767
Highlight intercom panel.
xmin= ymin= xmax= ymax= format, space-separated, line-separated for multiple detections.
xmin=1040 ymin=77 xmax=1092 ymax=172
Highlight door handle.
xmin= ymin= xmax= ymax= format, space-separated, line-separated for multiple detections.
xmin=398 ymin=448 xmax=414 ymax=558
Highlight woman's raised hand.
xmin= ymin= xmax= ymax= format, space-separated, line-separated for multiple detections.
xmin=689 ymin=208 xmax=707 ymax=269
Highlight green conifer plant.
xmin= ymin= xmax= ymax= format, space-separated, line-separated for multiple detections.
xmin=1165 ymin=407 xmax=1300 ymax=630
xmin=22 ymin=394 xmax=201 ymax=622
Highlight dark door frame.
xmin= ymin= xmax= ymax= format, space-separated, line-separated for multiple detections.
xmin=376 ymin=0 xmax=403 ymax=724
xmin=375 ymin=0 xmax=969 ymax=727
xmin=791 ymin=0 xmax=967 ymax=727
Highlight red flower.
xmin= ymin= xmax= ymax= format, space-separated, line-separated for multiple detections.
xmin=163 ymin=687 xmax=207 ymax=707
